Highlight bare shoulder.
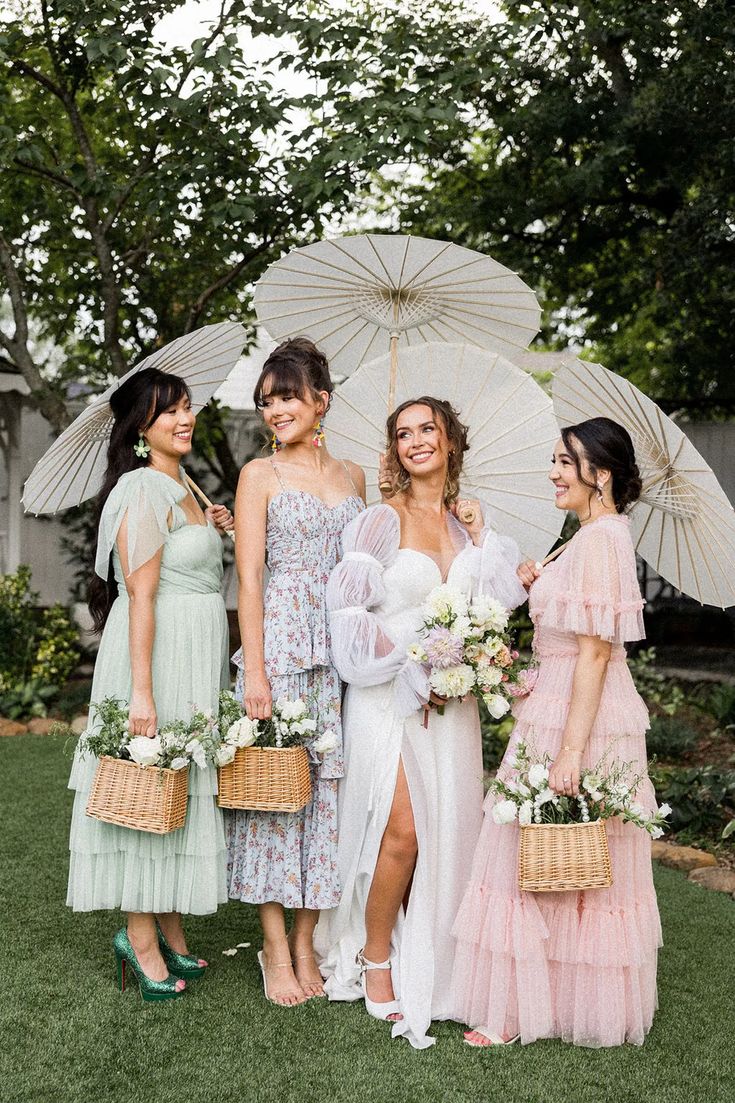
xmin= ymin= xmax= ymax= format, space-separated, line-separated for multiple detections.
xmin=237 ymin=456 xmax=275 ymax=495
xmin=343 ymin=460 xmax=366 ymax=495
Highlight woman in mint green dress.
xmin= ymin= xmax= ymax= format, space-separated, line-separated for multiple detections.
xmin=66 ymin=367 xmax=233 ymax=1001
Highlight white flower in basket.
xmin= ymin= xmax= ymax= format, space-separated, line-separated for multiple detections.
xmin=170 ymin=756 xmax=189 ymax=771
xmin=312 ymin=729 xmax=338 ymax=755
xmin=528 ymin=762 xmax=550 ymax=790
xmin=127 ymin=736 xmax=163 ymax=767
xmin=492 ymin=799 xmax=518 ymax=825
xmin=214 ymin=744 xmax=237 ymax=767
xmin=226 ymin=717 xmax=259 ymax=748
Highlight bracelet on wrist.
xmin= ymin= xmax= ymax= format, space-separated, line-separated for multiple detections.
xmin=562 ymin=745 xmax=584 ymax=755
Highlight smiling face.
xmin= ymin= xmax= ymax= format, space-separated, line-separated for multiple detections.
xmin=143 ymin=393 xmax=196 ymax=460
xmin=549 ymin=434 xmax=600 ymax=515
xmin=259 ymin=373 xmax=328 ymax=447
xmin=394 ymin=403 xmax=451 ymax=480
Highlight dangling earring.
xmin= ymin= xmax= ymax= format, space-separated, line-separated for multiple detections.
xmin=271 ymin=432 xmax=283 ymax=453
xmin=134 ymin=436 xmax=151 ymax=458
xmin=596 ymin=481 xmax=604 ymax=503
xmin=312 ymin=418 xmax=325 ymax=448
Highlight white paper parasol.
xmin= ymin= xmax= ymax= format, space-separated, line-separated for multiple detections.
xmin=553 ymin=359 xmax=735 ymax=608
xmin=328 ymin=342 xmax=564 ymax=560
xmin=23 ymin=322 xmax=247 ymax=515
xmin=253 ymin=234 xmax=541 ymax=408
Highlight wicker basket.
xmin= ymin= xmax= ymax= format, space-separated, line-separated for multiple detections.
xmin=86 ymin=756 xmax=189 ymax=834
xmin=518 ymin=819 xmax=612 ymax=892
xmin=217 ymin=746 xmax=312 ymax=812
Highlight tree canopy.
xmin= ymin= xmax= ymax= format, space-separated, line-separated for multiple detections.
xmin=328 ymin=0 xmax=735 ymax=411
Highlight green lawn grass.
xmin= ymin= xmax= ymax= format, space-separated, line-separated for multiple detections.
xmin=3 ymin=734 xmax=734 ymax=1103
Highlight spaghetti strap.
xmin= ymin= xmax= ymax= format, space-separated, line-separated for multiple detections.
xmin=341 ymin=460 xmax=359 ymax=496
xmin=270 ymin=457 xmax=287 ymax=490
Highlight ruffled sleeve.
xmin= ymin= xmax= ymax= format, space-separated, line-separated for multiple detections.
xmin=94 ymin=468 xmax=186 ymax=580
xmin=540 ymin=518 xmax=645 ymax=644
xmin=455 ymin=515 xmax=528 ymax=611
xmin=327 ymin=504 xmax=430 ymax=718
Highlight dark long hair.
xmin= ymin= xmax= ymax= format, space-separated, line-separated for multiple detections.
xmin=561 ymin=416 xmax=642 ymax=514
xmin=88 ymin=368 xmax=191 ymax=632
xmin=384 ymin=396 xmax=470 ymax=505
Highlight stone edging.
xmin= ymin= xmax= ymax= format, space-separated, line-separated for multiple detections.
xmin=652 ymin=841 xmax=735 ymax=898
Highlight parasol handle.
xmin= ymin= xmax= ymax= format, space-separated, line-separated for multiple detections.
xmin=537 ymin=540 xmax=571 ymax=568
xmin=387 ymin=330 xmax=399 ymax=414
xmin=183 ymin=471 xmax=235 ymax=542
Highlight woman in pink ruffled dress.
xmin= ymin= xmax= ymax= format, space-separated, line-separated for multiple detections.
xmin=452 ymin=416 xmax=662 ymax=1049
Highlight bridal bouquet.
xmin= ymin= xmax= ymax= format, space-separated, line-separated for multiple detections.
xmin=489 ymin=740 xmax=671 ymax=838
xmin=82 ymin=696 xmax=220 ymax=771
xmin=407 ymin=584 xmax=525 ymax=718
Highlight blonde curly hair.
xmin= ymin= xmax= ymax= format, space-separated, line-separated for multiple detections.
xmin=384 ymin=396 xmax=469 ymax=505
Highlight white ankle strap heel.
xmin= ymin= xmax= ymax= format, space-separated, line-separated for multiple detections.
xmin=356 ymin=948 xmax=402 ymax=1021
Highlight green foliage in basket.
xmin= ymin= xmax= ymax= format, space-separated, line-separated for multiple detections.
xmin=646 ymin=715 xmax=699 ymax=761
xmin=81 ymin=697 xmax=219 ymax=771
xmin=0 ymin=566 xmax=79 ymax=710
xmin=489 ymin=741 xmax=671 ymax=838
xmin=654 ymin=765 xmax=735 ymax=836
xmin=627 ymin=647 xmax=685 ymax=716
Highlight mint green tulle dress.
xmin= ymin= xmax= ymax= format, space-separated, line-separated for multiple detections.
xmin=66 ymin=467 xmax=228 ymax=915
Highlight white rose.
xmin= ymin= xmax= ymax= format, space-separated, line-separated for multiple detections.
xmin=127 ymin=735 xmax=163 ymax=767
xmin=312 ymin=730 xmax=338 ymax=755
xmin=491 ymin=799 xmax=518 ymax=825
xmin=483 ymin=693 xmax=510 ymax=719
xmin=185 ymin=738 xmax=207 ymax=771
xmin=215 ymin=744 xmax=237 ymax=767
xmin=518 ymin=800 xmax=533 ymax=827
xmin=170 ymin=755 xmax=189 ymax=771
xmin=227 ymin=717 xmax=258 ymax=748
xmin=528 ymin=763 xmax=550 ymax=791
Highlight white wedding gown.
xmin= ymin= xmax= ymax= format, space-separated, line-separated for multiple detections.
xmin=315 ymin=504 xmax=526 ymax=1049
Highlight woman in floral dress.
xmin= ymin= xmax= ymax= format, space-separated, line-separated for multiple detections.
xmin=453 ymin=416 xmax=662 ymax=1048
xmin=227 ymin=337 xmax=365 ymax=1006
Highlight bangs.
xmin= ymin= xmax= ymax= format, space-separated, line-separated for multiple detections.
xmin=253 ymin=362 xmax=309 ymax=409
xmin=143 ymin=373 xmax=191 ymax=428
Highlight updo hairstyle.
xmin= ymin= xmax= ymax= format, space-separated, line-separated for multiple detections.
xmin=253 ymin=337 xmax=333 ymax=413
xmin=384 ymin=395 xmax=469 ymax=505
xmin=561 ymin=416 xmax=642 ymax=513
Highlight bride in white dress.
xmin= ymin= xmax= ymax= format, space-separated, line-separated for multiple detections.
xmin=315 ymin=397 xmax=526 ymax=1049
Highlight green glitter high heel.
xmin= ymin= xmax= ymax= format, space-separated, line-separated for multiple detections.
xmin=156 ymin=923 xmax=208 ymax=980
xmin=113 ymin=928 xmax=186 ymax=1002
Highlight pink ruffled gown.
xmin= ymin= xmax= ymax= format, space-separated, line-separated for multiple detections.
xmin=451 ymin=514 xmax=662 ymax=1048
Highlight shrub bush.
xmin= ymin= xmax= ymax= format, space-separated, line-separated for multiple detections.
xmin=655 ymin=765 xmax=735 ymax=836
xmin=0 ymin=566 xmax=79 ymax=717
xmin=646 ymin=715 xmax=699 ymax=760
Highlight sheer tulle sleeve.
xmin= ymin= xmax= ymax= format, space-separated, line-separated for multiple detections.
xmin=327 ymin=504 xmax=430 ymax=717
xmin=542 ymin=519 xmax=645 ymax=643
xmin=458 ymin=517 xmax=527 ymax=611
xmin=94 ymin=468 xmax=185 ymax=579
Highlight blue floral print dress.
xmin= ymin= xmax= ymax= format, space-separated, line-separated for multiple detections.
xmin=226 ymin=458 xmax=363 ymax=909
